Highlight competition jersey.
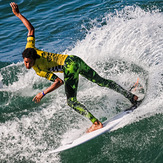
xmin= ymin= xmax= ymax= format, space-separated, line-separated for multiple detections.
xmin=25 ymin=36 xmax=68 ymax=81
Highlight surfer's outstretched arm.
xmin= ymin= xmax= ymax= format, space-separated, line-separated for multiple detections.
xmin=32 ymin=77 xmax=64 ymax=103
xmin=10 ymin=2 xmax=34 ymax=36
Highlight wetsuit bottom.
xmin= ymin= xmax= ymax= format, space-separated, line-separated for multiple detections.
xmin=63 ymin=55 xmax=134 ymax=123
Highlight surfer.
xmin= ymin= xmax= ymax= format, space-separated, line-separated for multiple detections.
xmin=10 ymin=2 xmax=138 ymax=133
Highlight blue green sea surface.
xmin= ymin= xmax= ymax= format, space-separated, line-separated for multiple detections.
xmin=0 ymin=0 xmax=163 ymax=162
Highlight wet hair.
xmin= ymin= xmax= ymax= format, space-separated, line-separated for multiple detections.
xmin=22 ymin=48 xmax=40 ymax=60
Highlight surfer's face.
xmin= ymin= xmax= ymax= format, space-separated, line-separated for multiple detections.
xmin=24 ymin=57 xmax=35 ymax=69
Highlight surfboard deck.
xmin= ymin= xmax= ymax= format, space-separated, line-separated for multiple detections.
xmin=48 ymin=100 xmax=143 ymax=154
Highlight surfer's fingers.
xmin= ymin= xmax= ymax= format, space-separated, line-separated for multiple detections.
xmin=10 ymin=2 xmax=14 ymax=8
xmin=32 ymin=96 xmax=41 ymax=103
xmin=32 ymin=96 xmax=37 ymax=102
xmin=10 ymin=2 xmax=18 ymax=9
xmin=10 ymin=2 xmax=15 ymax=7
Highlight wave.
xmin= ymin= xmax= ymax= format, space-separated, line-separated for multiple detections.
xmin=0 ymin=5 xmax=163 ymax=163
xmin=62 ymin=5 xmax=163 ymax=145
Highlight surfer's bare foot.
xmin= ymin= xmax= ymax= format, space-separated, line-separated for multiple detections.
xmin=134 ymin=95 xmax=138 ymax=101
xmin=130 ymin=95 xmax=138 ymax=105
xmin=133 ymin=95 xmax=138 ymax=103
xmin=86 ymin=120 xmax=103 ymax=133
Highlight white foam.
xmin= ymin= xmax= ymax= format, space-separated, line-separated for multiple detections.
xmin=61 ymin=6 xmax=163 ymax=142
xmin=1 ymin=5 xmax=163 ymax=162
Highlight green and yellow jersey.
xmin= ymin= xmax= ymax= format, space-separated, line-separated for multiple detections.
xmin=25 ymin=36 xmax=68 ymax=81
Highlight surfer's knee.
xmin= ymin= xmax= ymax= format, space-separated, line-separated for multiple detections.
xmin=91 ymin=74 xmax=106 ymax=86
xmin=67 ymin=97 xmax=77 ymax=107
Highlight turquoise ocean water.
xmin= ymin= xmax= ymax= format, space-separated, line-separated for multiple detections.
xmin=0 ymin=0 xmax=163 ymax=162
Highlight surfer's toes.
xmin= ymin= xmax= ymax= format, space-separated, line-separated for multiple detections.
xmin=86 ymin=120 xmax=103 ymax=133
xmin=130 ymin=95 xmax=138 ymax=105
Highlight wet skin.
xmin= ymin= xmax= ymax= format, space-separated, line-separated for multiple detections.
xmin=24 ymin=57 xmax=35 ymax=69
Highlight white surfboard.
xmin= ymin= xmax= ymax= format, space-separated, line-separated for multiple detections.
xmin=48 ymin=101 xmax=142 ymax=154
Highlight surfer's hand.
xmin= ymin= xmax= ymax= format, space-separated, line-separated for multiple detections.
xmin=10 ymin=2 xmax=20 ymax=17
xmin=32 ymin=92 xmax=44 ymax=103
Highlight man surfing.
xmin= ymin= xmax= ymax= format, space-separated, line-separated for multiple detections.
xmin=10 ymin=2 xmax=138 ymax=133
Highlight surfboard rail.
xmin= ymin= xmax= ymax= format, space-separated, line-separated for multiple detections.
xmin=48 ymin=101 xmax=143 ymax=154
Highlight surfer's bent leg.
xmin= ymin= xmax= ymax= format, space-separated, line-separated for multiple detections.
xmin=64 ymin=56 xmax=98 ymax=123
xmin=78 ymin=57 xmax=136 ymax=103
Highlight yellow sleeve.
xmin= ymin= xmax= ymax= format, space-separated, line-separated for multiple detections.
xmin=33 ymin=66 xmax=58 ymax=82
xmin=25 ymin=36 xmax=35 ymax=49
xmin=36 ymin=71 xmax=58 ymax=81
